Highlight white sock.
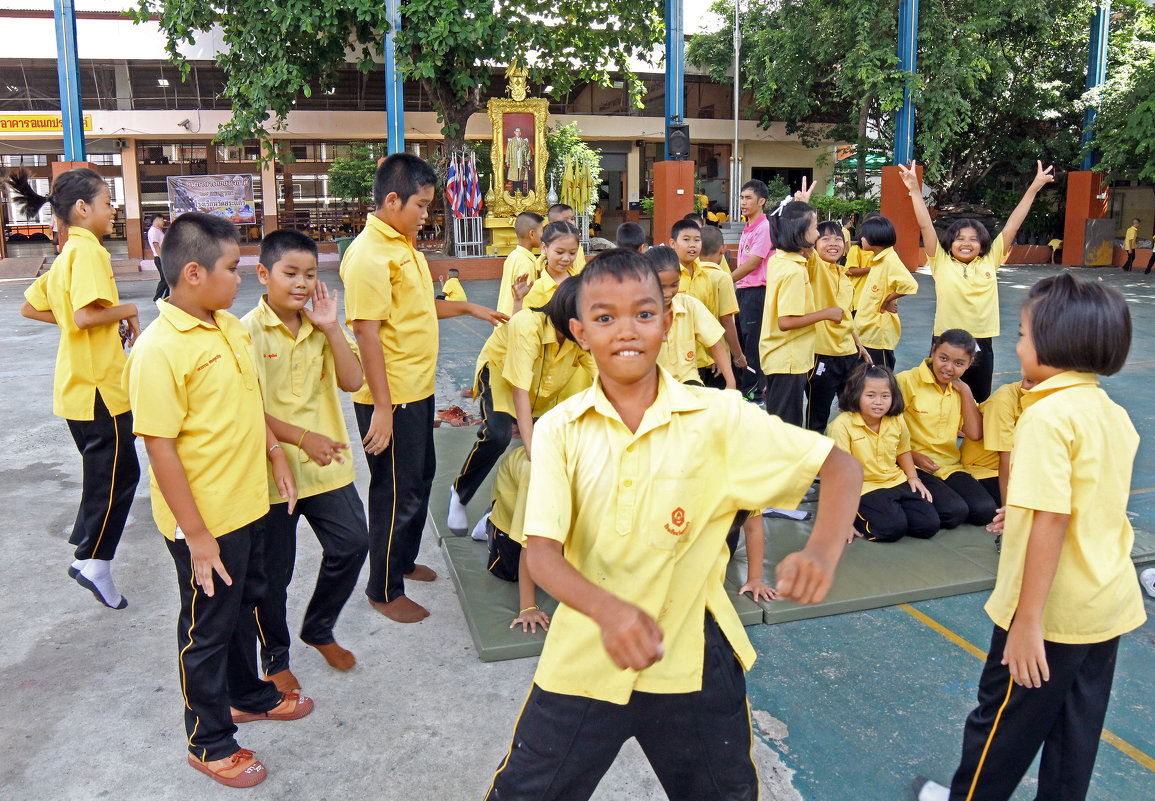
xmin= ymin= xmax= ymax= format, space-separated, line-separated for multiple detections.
xmin=448 ymin=487 xmax=469 ymax=530
xmin=470 ymin=509 xmax=491 ymax=542
xmin=78 ymin=558 xmax=125 ymax=608
xmin=918 ymin=780 xmax=949 ymax=801
xmin=70 ymin=558 xmax=88 ymax=575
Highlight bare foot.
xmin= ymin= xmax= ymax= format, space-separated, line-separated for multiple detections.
xmin=368 ymin=595 xmax=429 ymax=623
xmin=265 ymin=668 xmax=300 ymax=693
xmin=405 ymin=563 xmax=438 ymax=582
xmin=306 ymin=640 xmax=356 ymax=670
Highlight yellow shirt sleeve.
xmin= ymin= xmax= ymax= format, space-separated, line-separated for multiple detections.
xmin=343 ymin=251 xmax=392 ymax=323
xmin=712 ymin=271 xmax=740 ymax=316
xmin=523 ymin=413 xmax=572 ymax=544
xmin=69 ymin=248 xmax=117 ymax=312
xmin=1005 ymin=412 xmax=1071 ymax=515
xmin=127 ymin=345 xmax=186 ymax=439
xmin=501 ymin=312 xmax=541 ymax=392
xmin=826 ymin=414 xmax=852 ymax=450
xmin=24 ymin=272 xmax=50 ymax=311
xmin=691 ymin=297 xmax=725 ymax=348
xmin=886 ymin=260 xmax=919 ymax=297
xmin=777 ymin=267 xmax=808 ymax=318
xmin=898 ymin=416 xmax=912 ymax=454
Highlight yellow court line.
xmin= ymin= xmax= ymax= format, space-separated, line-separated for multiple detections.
xmin=896 ymin=603 xmax=1155 ymax=774
xmin=1130 ymin=487 xmax=1155 ymax=496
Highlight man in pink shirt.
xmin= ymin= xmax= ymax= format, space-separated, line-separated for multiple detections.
xmin=731 ymin=180 xmax=773 ymax=402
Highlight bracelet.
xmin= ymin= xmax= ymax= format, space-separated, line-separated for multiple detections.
xmin=267 ymin=443 xmax=283 ymax=459
xmin=519 ymin=605 xmax=538 ymax=615
xmin=296 ymin=429 xmax=310 ymax=450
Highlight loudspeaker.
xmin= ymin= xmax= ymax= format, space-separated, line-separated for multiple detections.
xmin=666 ymin=123 xmax=690 ymax=160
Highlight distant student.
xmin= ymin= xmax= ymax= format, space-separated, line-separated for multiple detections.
xmin=126 ymin=213 xmax=311 ymax=788
xmin=1123 ymin=217 xmax=1139 ymax=271
xmin=827 ymin=364 xmax=938 ymax=542
xmin=916 ymin=274 xmax=1144 ymax=801
xmin=149 ymin=214 xmax=169 ymax=301
xmin=845 ymin=212 xmax=880 ymax=314
xmin=615 ymin=221 xmax=646 ymax=252
xmin=242 ymin=230 xmax=368 ymax=689
xmin=760 ymin=200 xmax=841 ymax=426
xmin=806 ymin=220 xmax=870 ymax=433
xmin=961 ymin=377 xmax=1036 ymax=509
xmin=852 ymin=215 xmax=918 ymax=370
xmin=16 ymin=167 xmax=141 ymax=609
xmin=669 ymin=219 xmax=712 ymax=307
xmin=537 ymin=203 xmax=586 ymax=272
xmin=731 ymin=179 xmax=773 ymax=401
xmin=342 ymin=153 xmax=505 ymax=623
xmin=497 ymin=211 xmax=542 ymax=315
xmin=901 ymin=159 xmax=1054 ymax=401
xmin=439 ymin=268 xmax=467 ymax=302
xmin=448 ymin=279 xmax=594 ymax=531
xmin=698 ymin=224 xmax=746 ymax=386
xmin=523 ymin=221 xmax=581 ymax=310
xmin=646 ymin=245 xmax=734 ymax=388
xmin=896 ymin=330 xmax=996 ymax=529
xmin=485 ymin=249 xmax=862 ymax=800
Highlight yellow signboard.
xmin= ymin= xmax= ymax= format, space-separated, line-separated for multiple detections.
xmin=0 ymin=114 xmax=93 ymax=133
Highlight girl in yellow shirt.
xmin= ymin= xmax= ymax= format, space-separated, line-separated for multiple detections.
xmin=520 ymin=221 xmax=581 ymax=311
xmin=17 ymin=168 xmax=141 ymax=609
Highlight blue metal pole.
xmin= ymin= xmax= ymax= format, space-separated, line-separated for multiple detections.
xmin=1081 ymin=0 xmax=1110 ymax=170
xmin=53 ymin=0 xmax=86 ymax=161
xmin=665 ymin=0 xmax=684 ymax=155
xmin=384 ymin=0 xmax=405 ymax=155
xmin=893 ymin=0 xmax=918 ymax=165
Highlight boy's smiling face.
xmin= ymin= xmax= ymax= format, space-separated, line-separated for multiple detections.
xmin=670 ymin=229 xmax=700 ymax=265
xmin=258 ymin=249 xmax=317 ymax=313
xmin=571 ymin=272 xmax=670 ymax=387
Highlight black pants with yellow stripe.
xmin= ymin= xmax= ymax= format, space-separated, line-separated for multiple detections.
xmin=948 ymin=626 xmax=1118 ymax=801
xmin=854 ymin=484 xmax=939 ymax=542
xmin=166 ymin=521 xmax=282 ymax=762
xmin=453 ymin=365 xmax=513 ymax=506
xmin=805 ymin=352 xmax=862 ymax=433
xmin=764 ymin=371 xmax=806 ymax=427
xmin=486 ymin=614 xmax=757 ymax=801
xmin=355 ymin=397 xmax=436 ymax=603
xmin=64 ymin=393 xmax=140 ymax=561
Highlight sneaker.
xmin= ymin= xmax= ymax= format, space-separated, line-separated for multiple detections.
xmin=1140 ymin=568 xmax=1155 ymax=599
xmin=447 ymin=486 xmax=468 ymax=532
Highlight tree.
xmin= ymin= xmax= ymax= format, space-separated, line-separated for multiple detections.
xmin=544 ymin=122 xmax=603 ymax=215
xmin=689 ymin=0 xmax=1090 ymax=206
xmin=327 ymin=143 xmax=387 ymax=205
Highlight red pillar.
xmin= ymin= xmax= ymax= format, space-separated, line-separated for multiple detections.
xmin=1062 ymin=171 xmax=1109 ymax=266
xmin=653 ymin=160 xmax=695 ymax=245
xmin=880 ymin=164 xmax=923 ymax=271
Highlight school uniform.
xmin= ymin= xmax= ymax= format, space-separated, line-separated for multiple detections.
xmin=442 ymin=276 xmax=467 ymax=302
xmin=241 ymin=297 xmax=369 ymax=676
xmin=535 ymin=245 xmax=586 ymax=278
xmin=735 ymin=214 xmax=771 ymax=396
xmin=826 ymin=412 xmax=938 ymax=542
xmin=522 ymin=265 xmax=577 ymax=311
xmin=695 ymin=260 xmax=740 ymax=387
xmin=947 ymin=372 xmax=1145 ymax=801
xmin=845 ymin=243 xmax=870 ymax=312
xmin=498 ymin=245 xmax=538 ymax=316
xmin=25 ymin=226 xmax=140 ymax=563
xmin=487 ymin=369 xmax=833 ymax=800
xmin=1122 ymin=224 xmax=1138 ymax=271
xmin=930 ymin=234 xmax=1005 ymax=402
xmin=125 ymin=301 xmax=281 ymax=762
xmin=961 ymin=380 xmax=1025 ymax=505
xmin=758 ymin=251 xmax=815 ymax=426
xmin=658 ymin=293 xmax=725 ymax=385
xmin=853 ymin=246 xmax=918 ymax=370
xmin=452 ymin=309 xmax=596 ymax=506
xmin=486 ymin=446 xmax=531 ymax=582
xmin=342 ymin=214 xmax=439 ymax=604
xmin=896 ymin=360 xmax=997 ymax=528
xmin=806 ymin=252 xmax=862 ymax=433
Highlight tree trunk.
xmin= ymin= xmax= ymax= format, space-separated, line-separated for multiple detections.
xmin=428 ymin=84 xmax=478 ymax=255
xmin=855 ymin=98 xmax=871 ymax=196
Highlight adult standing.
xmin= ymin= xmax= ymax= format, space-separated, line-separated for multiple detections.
xmin=148 ymin=215 xmax=168 ymax=301
xmin=505 ymin=127 xmax=532 ymax=195
xmin=730 ymin=179 xmax=773 ymax=402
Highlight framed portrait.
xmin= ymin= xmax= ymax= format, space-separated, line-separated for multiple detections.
xmin=487 ymin=96 xmax=549 ymax=217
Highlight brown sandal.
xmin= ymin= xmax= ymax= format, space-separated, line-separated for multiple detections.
xmin=188 ymin=749 xmax=267 ymax=788
xmin=232 ymin=691 xmax=314 ymax=723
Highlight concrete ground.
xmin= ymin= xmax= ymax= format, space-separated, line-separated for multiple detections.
xmin=1 ymin=264 xmax=1154 ymax=800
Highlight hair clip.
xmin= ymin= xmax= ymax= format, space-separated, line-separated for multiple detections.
xmin=769 ymin=195 xmax=792 ymax=216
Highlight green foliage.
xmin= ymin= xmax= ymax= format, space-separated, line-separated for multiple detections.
xmin=544 ymin=123 xmax=603 ymax=215
xmin=327 ymin=144 xmax=385 ymax=203
xmin=639 ymin=196 xmax=655 ymax=216
xmin=810 ymin=194 xmax=880 ymax=221
xmin=764 ymin=176 xmax=791 ymax=205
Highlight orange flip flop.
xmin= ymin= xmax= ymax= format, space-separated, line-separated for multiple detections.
xmin=232 ymin=691 xmax=314 ymax=723
xmin=188 ymin=749 xmax=266 ymax=788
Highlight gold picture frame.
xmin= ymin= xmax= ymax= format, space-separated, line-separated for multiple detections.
xmin=486 ymin=96 xmax=550 ymax=218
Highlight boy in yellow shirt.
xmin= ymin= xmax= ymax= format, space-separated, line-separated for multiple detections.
xmin=126 ymin=212 xmax=312 ymax=788
xmin=438 ymin=268 xmax=467 ymax=302
xmin=615 ymin=220 xmax=647 ymax=252
xmin=485 ymin=249 xmax=862 ymax=799
xmin=535 ymin=204 xmax=587 ymax=274
xmin=343 ymin=153 xmax=505 ymax=623
xmin=697 ymin=224 xmax=746 ymax=387
xmin=497 ymin=212 xmax=542 ymax=315
xmin=1122 ymin=217 xmax=1139 ymax=271
xmin=853 ymin=216 xmax=918 ymax=370
xmin=242 ymin=231 xmax=368 ymax=688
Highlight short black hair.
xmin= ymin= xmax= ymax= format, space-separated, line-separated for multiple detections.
xmin=643 ymin=244 xmax=680 ymax=274
xmin=161 ymin=212 xmax=239 ymax=287
xmin=548 ymin=203 xmax=574 ymax=221
xmin=542 ymin=220 xmax=580 ymax=247
xmin=741 ymin=179 xmax=769 ymax=202
xmin=945 ymin=219 xmax=992 ymax=258
xmin=373 ymin=152 xmax=436 ymax=208
xmin=447 ymin=267 xmax=459 ymax=278
xmin=532 ymin=270 xmax=581 ymax=343
xmin=838 ymin=363 xmax=904 ymax=416
xmin=770 ymin=201 xmax=816 ymax=253
xmin=576 ymin=248 xmax=661 ymax=315
xmin=683 ymin=212 xmax=706 ymax=226
xmin=930 ymin=328 xmax=978 ymax=359
xmin=259 ymin=229 xmax=317 ymax=269
xmin=615 ymin=221 xmax=646 ymax=251
xmin=515 ymin=211 xmax=544 ymax=237
xmin=700 ymin=225 xmax=724 ymax=259
xmin=858 ymin=216 xmax=897 ymax=249
xmin=8 ymin=166 xmax=107 ymax=224
xmin=670 ymin=219 xmax=700 ymax=241
xmin=816 ymin=220 xmax=843 ymax=240
xmin=1026 ymin=273 xmax=1131 ymax=376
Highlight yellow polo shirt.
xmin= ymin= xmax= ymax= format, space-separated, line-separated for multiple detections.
xmin=125 ymin=302 xmax=268 ymax=540
xmin=490 ymin=446 xmax=531 ymax=545
xmin=1124 ymin=225 xmax=1138 ymax=250
xmin=853 ymin=247 xmax=918 ymax=350
xmin=845 ymin=243 xmax=871 ymax=311
xmin=241 ymin=297 xmax=358 ymax=502
xmin=759 ymin=251 xmax=815 ymax=375
xmin=501 ymin=309 xmax=596 ymax=416
xmin=700 ymin=261 xmax=739 ymax=317
xmin=523 ymin=265 xmax=578 ymax=311
xmin=524 ymin=369 xmax=833 ymax=703
xmin=498 ymin=245 xmax=538 ymax=316
xmin=659 ymin=293 xmax=725 ymax=382
xmin=961 ymin=380 xmax=1024 ymax=480
xmin=678 ymin=259 xmax=717 ymax=314
xmin=442 ymin=277 xmax=467 ymax=303
xmin=807 ymin=253 xmax=857 ymax=357
xmin=896 ymin=360 xmax=967 ymax=478
xmin=826 ymin=411 xmax=910 ymax=494
xmin=930 ymin=233 xmax=1004 ymax=338
xmin=341 ymin=214 xmax=437 ymax=405
xmin=985 ymin=372 xmax=1145 ymax=643
xmin=24 ymin=227 xmax=129 ymax=420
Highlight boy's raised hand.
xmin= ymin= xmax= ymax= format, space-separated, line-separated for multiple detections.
xmin=513 ymin=273 xmax=532 ymax=302
xmin=304 ymin=281 xmax=339 ymax=329
xmin=1032 ymin=160 xmax=1056 ymax=190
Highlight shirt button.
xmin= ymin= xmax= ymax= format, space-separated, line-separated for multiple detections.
xmin=626 ymin=444 xmax=635 ymax=453
xmin=623 ymin=479 xmax=633 ymax=487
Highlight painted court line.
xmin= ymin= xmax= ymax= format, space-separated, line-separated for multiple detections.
xmin=897 ymin=603 xmax=1155 ymax=774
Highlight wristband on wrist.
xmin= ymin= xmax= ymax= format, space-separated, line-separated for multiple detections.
xmin=519 ymin=605 xmax=538 ymax=615
xmin=267 ymin=443 xmax=283 ymax=460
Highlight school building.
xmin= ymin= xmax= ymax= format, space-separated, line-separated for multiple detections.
xmin=0 ymin=6 xmax=842 ymax=260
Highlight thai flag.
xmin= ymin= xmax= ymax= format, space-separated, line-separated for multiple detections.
xmin=466 ymin=152 xmax=483 ymax=216
xmin=446 ymin=154 xmax=464 ymax=220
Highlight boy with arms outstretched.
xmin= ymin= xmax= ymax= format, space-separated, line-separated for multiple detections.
xmin=485 ymin=249 xmax=862 ymax=800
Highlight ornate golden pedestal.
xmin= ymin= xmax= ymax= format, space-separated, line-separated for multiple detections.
xmin=484 ymin=66 xmax=549 ymax=255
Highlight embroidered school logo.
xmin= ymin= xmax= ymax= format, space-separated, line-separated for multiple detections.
xmin=664 ymin=507 xmax=688 ymax=536
xmin=263 ymin=352 xmax=278 ymax=359
xmin=196 ymin=354 xmax=222 ymax=371
xmin=685 ymin=349 xmax=695 ymax=362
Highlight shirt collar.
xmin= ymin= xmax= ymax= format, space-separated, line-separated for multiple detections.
xmin=255 ymin=295 xmax=313 ymax=338
xmin=679 ymin=258 xmax=701 ymax=276
xmin=742 ymin=214 xmax=766 ymax=233
xmin=572 ymin=366 xmax=709 ymax=428
xmin=779 ymin=251 xmax=807 ymax=266
xmin=915 ymin=359 xmax=954 ymax=395
xmin=157 ymin=298 xmax=226 ymax=333
xmin=699 ymin=260 xmax=723 ymax=272
xmin=869 ymin=246 xmax=896 ymax=265
xmin=1021 ymin=371 xmax=1098 ymax=410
